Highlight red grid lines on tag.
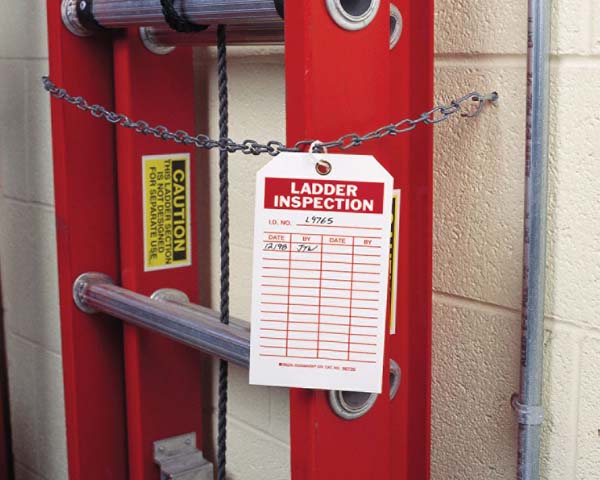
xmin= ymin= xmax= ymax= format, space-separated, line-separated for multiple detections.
xmin=258 ymin=232 xmax=383 ymax=364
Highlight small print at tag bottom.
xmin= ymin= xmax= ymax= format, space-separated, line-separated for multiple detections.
xmin=249 ymin=152 xmax=393 ymax=393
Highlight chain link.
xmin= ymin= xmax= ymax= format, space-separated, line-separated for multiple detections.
xmin=42 ymin=76 xmax=498 ymax=156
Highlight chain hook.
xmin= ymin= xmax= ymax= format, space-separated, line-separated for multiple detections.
xmin=309 ymin=140 xmax=327 ymax=154
xmin=462 ymin=91 xmax=499 ymax=118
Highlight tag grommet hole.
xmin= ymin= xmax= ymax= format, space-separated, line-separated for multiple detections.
xmin=315 ymin=160 xmax=332 ymax=176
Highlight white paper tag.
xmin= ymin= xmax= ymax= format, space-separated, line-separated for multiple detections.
xmin=249 ymin=153 xmax=393 ymax=393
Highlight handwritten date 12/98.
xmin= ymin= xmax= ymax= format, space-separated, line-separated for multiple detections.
xmin=304 ymin=216 xmax=334 ymax=225
xmin=264 ymin=243 xmax=288 ymax=251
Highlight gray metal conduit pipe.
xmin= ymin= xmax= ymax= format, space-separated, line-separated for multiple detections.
xmin=512 ymin=0 xmax=551 ymax=478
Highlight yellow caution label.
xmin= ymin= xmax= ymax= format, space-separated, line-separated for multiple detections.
xmin=143 ymin=154 xmax=192 ymax=271
xmin=388 ymin=190 xmax=401 ymax=334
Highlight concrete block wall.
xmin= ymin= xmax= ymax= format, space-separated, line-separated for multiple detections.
xmin=433 ymin=1 xmax=600 ymax=480
xmin=0 ymin=1 xmax=68 ymax=479
xmin=0 ymin=1 xmax=598 ymax=479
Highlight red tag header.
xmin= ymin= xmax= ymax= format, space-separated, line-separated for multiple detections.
xmin=264 ymin=178 xmax=384 ymax=214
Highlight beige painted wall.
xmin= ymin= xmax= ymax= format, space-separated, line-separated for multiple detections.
xmin=1 ymin=1 xmax=599 ymax=479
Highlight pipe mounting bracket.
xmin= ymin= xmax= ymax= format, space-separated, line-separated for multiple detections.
xmin=511 ymin=394 xmax=544 ymax=426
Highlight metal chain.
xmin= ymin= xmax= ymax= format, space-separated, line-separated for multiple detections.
xmin=42 ymin=76 xmax=498 ymax=155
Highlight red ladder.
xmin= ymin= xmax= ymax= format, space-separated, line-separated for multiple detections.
xmin=47 ymin=0 xmax=432 ymax=478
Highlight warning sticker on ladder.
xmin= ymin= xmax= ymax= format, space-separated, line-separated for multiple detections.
xmin=142 ymin=154 xmax=191 ymax=271
xmin=388 ymin=190 xmax=401 ymax=335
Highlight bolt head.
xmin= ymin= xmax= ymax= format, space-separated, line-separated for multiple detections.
xmin=79 ymin=1 xmax=87 ymax=10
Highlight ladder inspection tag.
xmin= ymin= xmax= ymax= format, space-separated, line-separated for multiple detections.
xmin=249 ymin=153 xmax=393 ymax=393
xmin=142 ymin=153 xmax=192 ymax=271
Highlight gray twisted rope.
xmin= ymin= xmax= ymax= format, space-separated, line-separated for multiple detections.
xmin=216 ymin=23 xmax=230 ymax=480
xmin=159 ymin=0 xmax=207 ymax=32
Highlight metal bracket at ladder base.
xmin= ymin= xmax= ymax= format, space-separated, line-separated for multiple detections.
xmin=154 ymin=433 xmax=213 ymax=480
